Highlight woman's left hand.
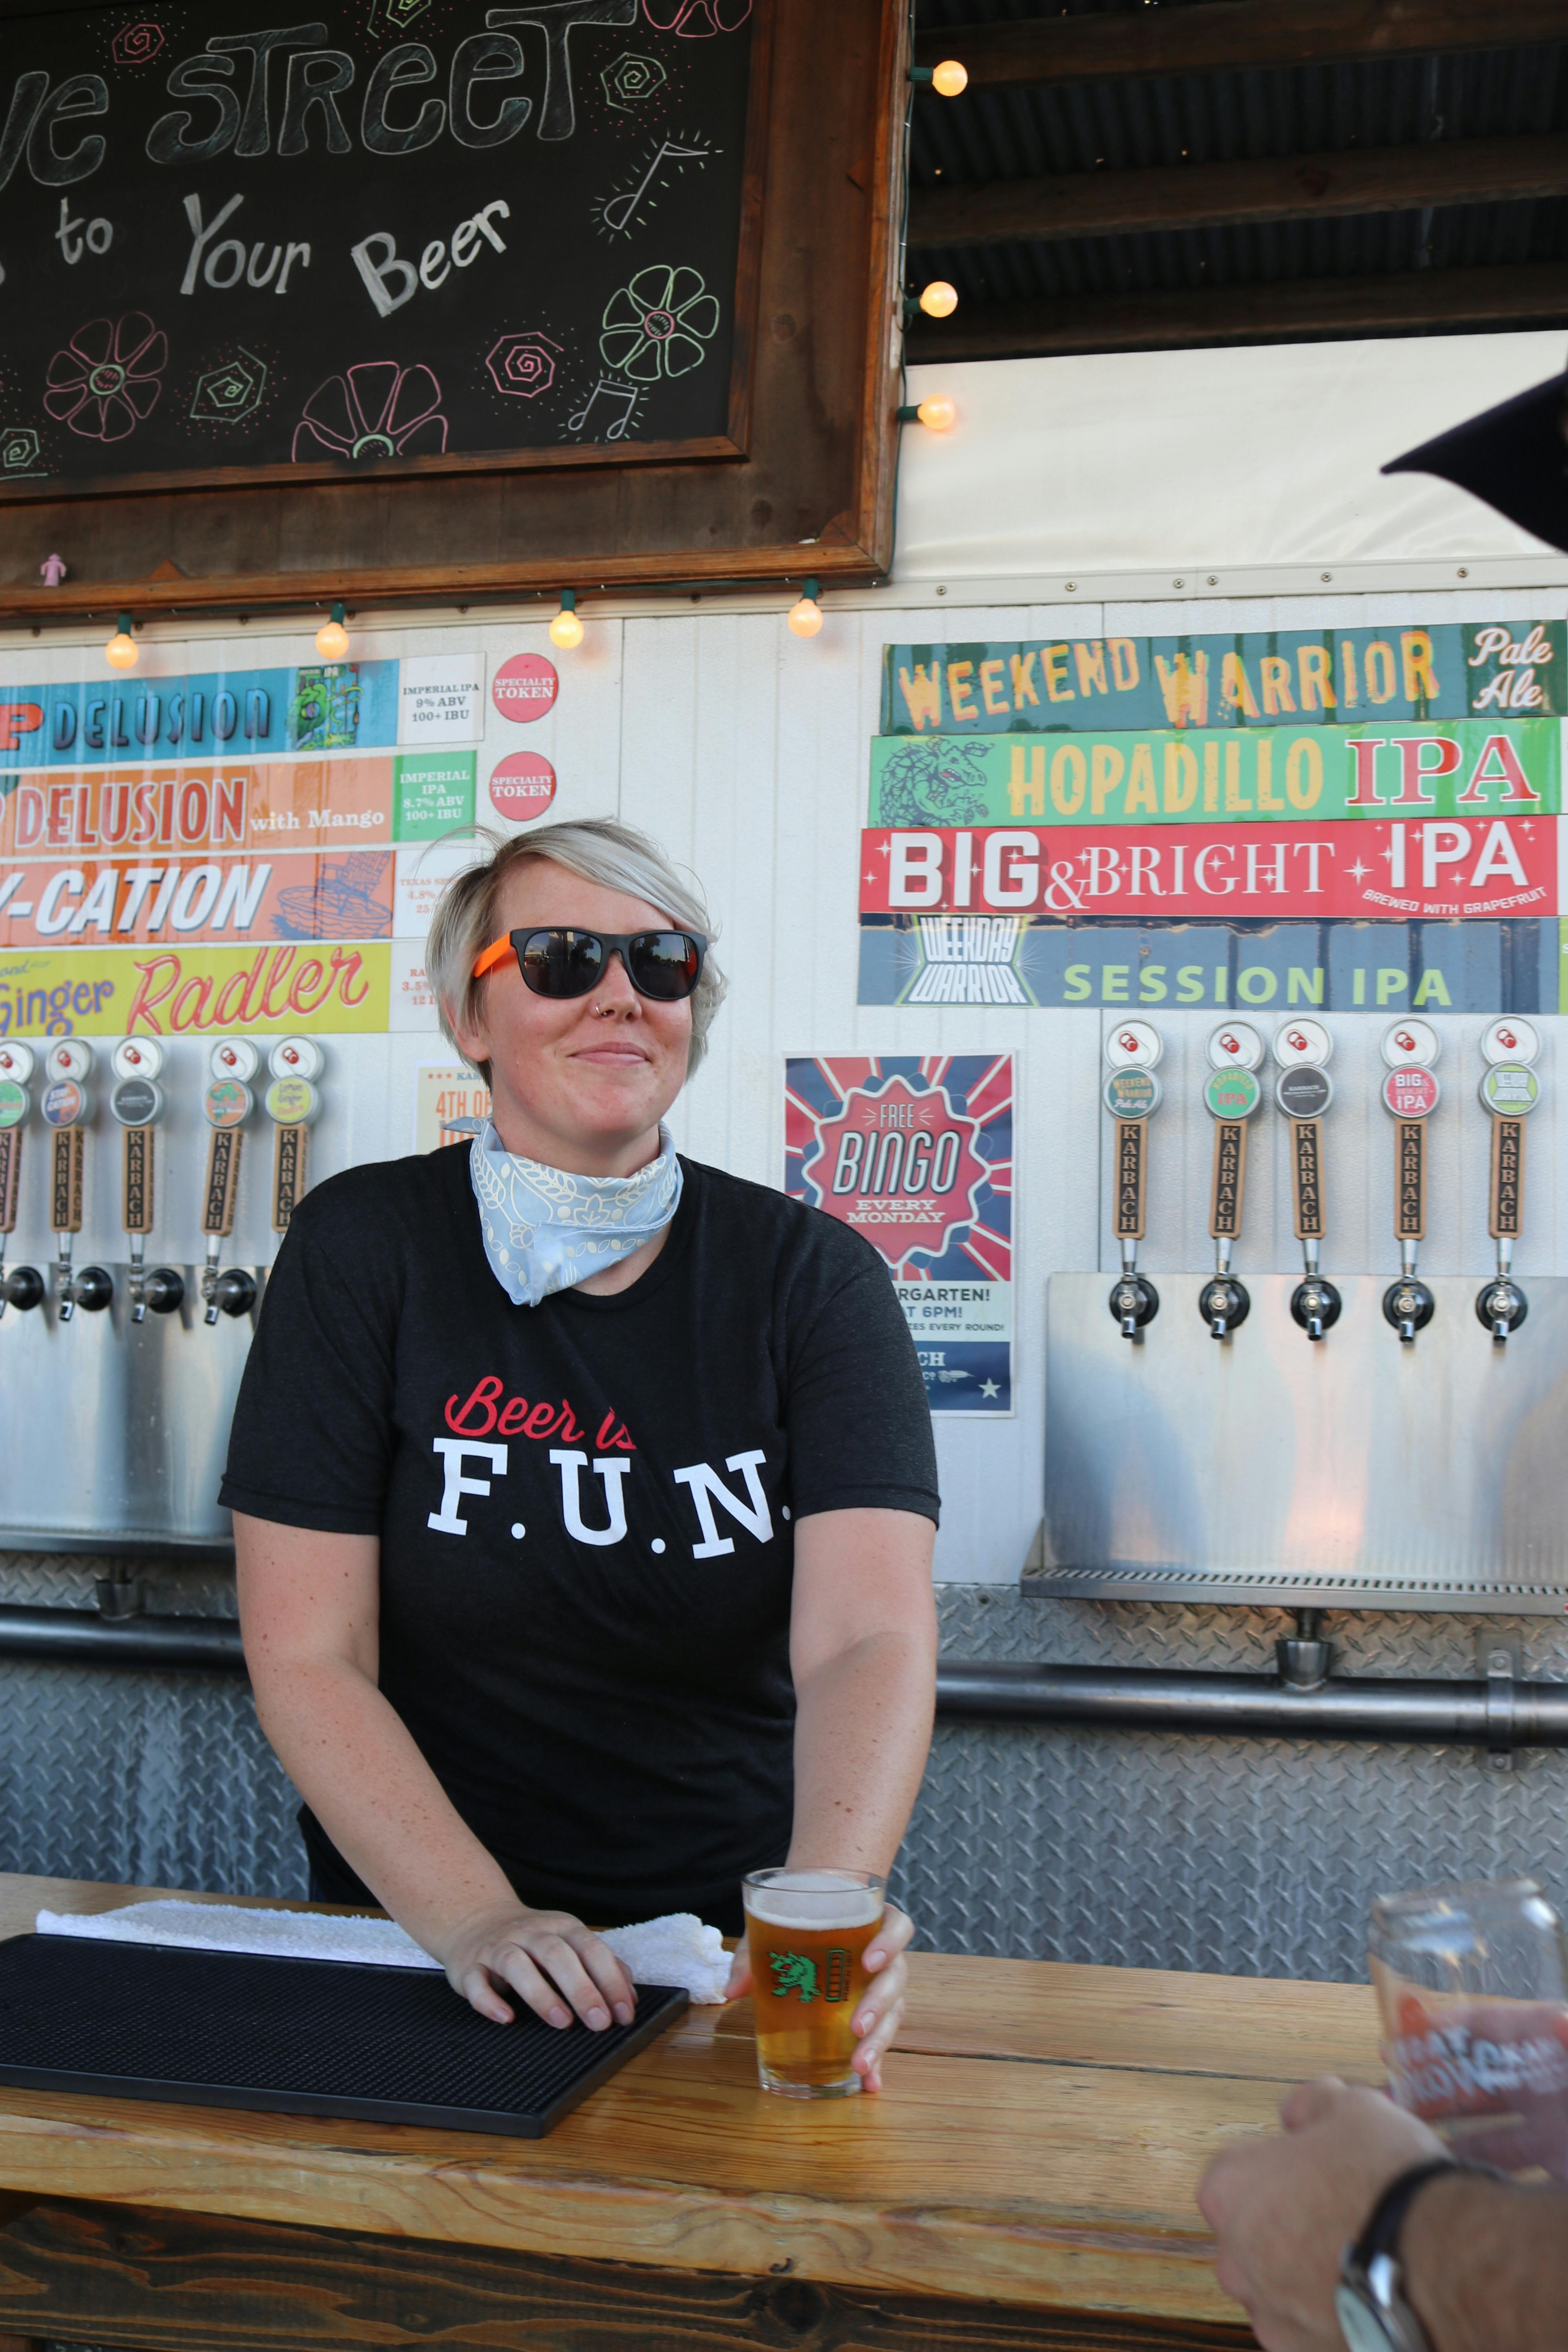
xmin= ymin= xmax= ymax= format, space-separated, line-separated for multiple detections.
xmin=724 ymin=1902 xmax=914 ymax=2093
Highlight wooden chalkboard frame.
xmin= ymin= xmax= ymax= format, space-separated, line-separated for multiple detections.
xmin=0 ymin=0 xmax=907 ymax=614
xmin=0 ymin=0 xmax=774 ymax=506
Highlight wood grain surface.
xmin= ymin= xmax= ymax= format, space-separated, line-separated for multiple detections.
xmin=0 ymin=1873 xmax=1381 ymax=2331
xmin=0 ymin=2195 xmax=1258 ymax=2352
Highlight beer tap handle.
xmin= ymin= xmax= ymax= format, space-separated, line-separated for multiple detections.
xmin=200 ymin=1039 xmax=259 ymax=1323
xmin=1273 ymin=1033 xmax=1341 ymax=1343
xmin=1477 ymin=1047 xmax=1539 ymax=1344
xmin=1102 ymin=1054 xmax=1161 ymax=1340
xmin=0 ymin=1051 xmax=29 ymax=1320
xmin=111 ymin=1042 xmax=166 ymax=1325
xmin=1200 ymin=1055 xmax=1260 ymax=1341
xmin=265 ymin=1036 xmax=324 ymax=1237
xmin=1380 ymin=1045 xmax=1440 ymax=1345
xmin=201 ymin=1122 xmax=246 ymax=1323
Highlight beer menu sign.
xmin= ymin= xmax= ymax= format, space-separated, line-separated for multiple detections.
xmin=0 ymin=648 xmax=479 ymax=1038
xmin=785 ymin=1054 xmax=1014 ymax=1416
xmin=860 ymin=622 xmax=1568 ymax=1015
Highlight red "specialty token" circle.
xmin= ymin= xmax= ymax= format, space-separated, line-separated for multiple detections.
xmin=491 ymin=652 xmax=559 ymax=724
xmin=489 ymin=751 xmax=557 ymax=822
xmin=1382 ymin=1065 xmax=1440 ymax=1118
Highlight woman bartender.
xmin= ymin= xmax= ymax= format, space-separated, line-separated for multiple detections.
xmin=223 ymin=818 xmax=940 ymax=2089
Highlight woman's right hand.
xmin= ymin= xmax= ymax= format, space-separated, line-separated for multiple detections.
xmin=438 ymin=1902 xmax=637 ymax=2031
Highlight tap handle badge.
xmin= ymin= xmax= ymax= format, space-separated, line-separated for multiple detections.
xmin=44 ymin=1039 xmax=93 ymax=1085
xmin=1481 ymin=1017 xmax=1539 ymax=1068
xmin=1207 ymin=1022 xmax=1263 ymax=1072
xmin=1272 ymin=1019 xmax=1332 ymax=1069
xmin=1103 ymin=1021 xmax=1163 ymax=1071
xmin=1381 ymin=1018 xmax=1439 ymax=1071
xmin=111 ymin=1038 xmax=164 ymax=1083
xmin=0 ymin=1044 xmax=36 ymax=1085
xmin=209 ymin=1038 xmax=260 ymax=1083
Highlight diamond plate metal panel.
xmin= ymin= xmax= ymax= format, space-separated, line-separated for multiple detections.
xmin=0 ymin=1549 xmax=303 ymax=1900
xmin=895 ymin=1590 xmax=1568 ymax=1982
xmin=8 ymin=1562 xmax=1568 ymax=1983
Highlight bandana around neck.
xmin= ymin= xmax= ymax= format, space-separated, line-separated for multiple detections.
xmin=468 ymin=1120 xmax=684 ymax=1308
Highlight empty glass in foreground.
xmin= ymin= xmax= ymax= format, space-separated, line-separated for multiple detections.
xmin=743 ymin=1867 xmax=885 ymax=2099
xmin=1371 ymin=1876 xmax=1568 ymax=2180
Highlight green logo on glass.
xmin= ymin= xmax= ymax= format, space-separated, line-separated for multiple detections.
xmin=769 ymin=1949 xmax=852 ymax=2004
xmin=1480 ymin=1064 xmax=1539 ymax=1116
xmin=1204 ymin=1068 xmax=1260 ymax=1120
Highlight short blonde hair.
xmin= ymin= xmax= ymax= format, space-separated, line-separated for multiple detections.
xmin=426 ymin=817 xmax=727 ymax=1081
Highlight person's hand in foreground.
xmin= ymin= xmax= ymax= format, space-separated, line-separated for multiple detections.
xmin=439 ymin=1901 xmax=636 ymax=2031
xmin=1198 ymin=2077 xmax=1445 ymax=2352
xmin=724 ymin=1902 xmax=914 ymax=2092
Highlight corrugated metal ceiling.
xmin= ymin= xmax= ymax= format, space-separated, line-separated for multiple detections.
xmin=907 ymin=0 xmax=1568 ymax=346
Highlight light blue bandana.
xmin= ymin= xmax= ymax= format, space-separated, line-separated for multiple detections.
xmin=468 ymin=1120 xmax=683 ymax=1308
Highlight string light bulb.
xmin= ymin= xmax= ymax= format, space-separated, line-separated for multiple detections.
xmin=918 ymin=281 xmax=958 ymax=319
xmin=897 ymin=395 xmax=959 ymax=432
xmin=909 ymin=60 xmax=968 ymax=95
xmin=104 ymin=613 xmax=138 ymax=671
xmin=548 ymin=589 xmax=583 ymax=650
xmin=787 ymin=577 xmax=823 ymax=639
xmin=314 ymin=601 xmax=349 ymax=661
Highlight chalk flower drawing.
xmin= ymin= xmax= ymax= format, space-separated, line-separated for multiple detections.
xmin=599 ymin=265 xmax=719 ymax=380
xmin=45 ymin=314 xmax=167 ymax=441
xmin=486 ymin=333 xmax=562 ymax=399
xmin=642 ymin=0 xmax=750 ymax=31
xmin=111 ymin=20 xmax=164 ymax=65
xmin=601 ymin=52 xmax=667 ymax=109
xmin=292 ymin=362 xmax=447 ymax=462
xmin=191 ymin=348 xmax=268 ymax=425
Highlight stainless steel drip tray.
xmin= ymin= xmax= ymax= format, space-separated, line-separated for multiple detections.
xmin=1040 ymin=1274 xmax=1568 ymax=1613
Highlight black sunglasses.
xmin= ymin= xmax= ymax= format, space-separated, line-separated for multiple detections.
xmin=473 ymin=925 xmax=707 ymax=1002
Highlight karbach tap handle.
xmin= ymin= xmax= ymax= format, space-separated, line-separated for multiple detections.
xmin=1103 ymin=1068 xmax=1161 ymax=1251
xmin=111 ymin=1056 xmax=166 ymax=1323
xmin=1381 ymin=1065 xmax=1439 ymax=1262
xmin=1203 ymin=1062 xmax=1259 ymax=1266
xmin=1477 ymin=1058 xmax=1540 ymax=1345
xmin=201 ymin=1054 xmax=254 ymax=1326
xmin=1103 ymin=1063 xmax=1161 ymax=1341
xmin=265 ymin=1040 xmax=324 ymax=1235
xmin=1274 ymin=1067 xmax=1332 ymax=1243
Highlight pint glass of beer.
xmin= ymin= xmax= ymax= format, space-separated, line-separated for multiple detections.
xmin=742 ymin=1867 xmax=886 ymax=2099
xmin=1372 ymin=1878 xmax=1568 ymax=2179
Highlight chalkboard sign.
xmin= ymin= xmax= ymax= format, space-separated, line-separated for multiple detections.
xmin=0 ymin=0 xmax=762 ymax=501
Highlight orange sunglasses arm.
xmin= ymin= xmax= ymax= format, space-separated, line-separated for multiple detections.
xmin=472 ymin=935 xmax=514 ymax=980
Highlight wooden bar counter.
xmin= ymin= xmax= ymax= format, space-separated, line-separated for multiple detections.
xmin=0 ymin=1873 xmax=1383 ymax=2352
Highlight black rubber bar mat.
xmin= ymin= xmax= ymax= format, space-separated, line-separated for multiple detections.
xmin=0 ymin=1934 xmax=689 ymax=2137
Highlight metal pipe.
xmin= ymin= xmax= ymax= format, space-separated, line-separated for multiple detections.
xmin=0 ymin=1604 xmax=245 ymax=1671
xmin=936 ymin=1661 xmax=1568 ymax=1748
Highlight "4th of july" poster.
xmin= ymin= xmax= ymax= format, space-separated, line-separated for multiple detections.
xmin=784 ymin=1055 xmax=1014 ymax=1415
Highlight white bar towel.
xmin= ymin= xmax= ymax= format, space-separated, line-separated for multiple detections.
xmin=34 ymin=1899 xmax=733 ymax=2004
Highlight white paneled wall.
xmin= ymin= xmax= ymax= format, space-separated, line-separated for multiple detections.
xmin=4 ymin=584 xmax=1566 ymax=1584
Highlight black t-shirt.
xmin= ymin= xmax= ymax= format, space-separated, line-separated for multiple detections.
xmin=219 ymin=1145 xmax=939 ymax=1932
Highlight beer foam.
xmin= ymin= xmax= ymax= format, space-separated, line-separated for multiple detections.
xmin=745 ymin=1872 xmax=884 ymax=1930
